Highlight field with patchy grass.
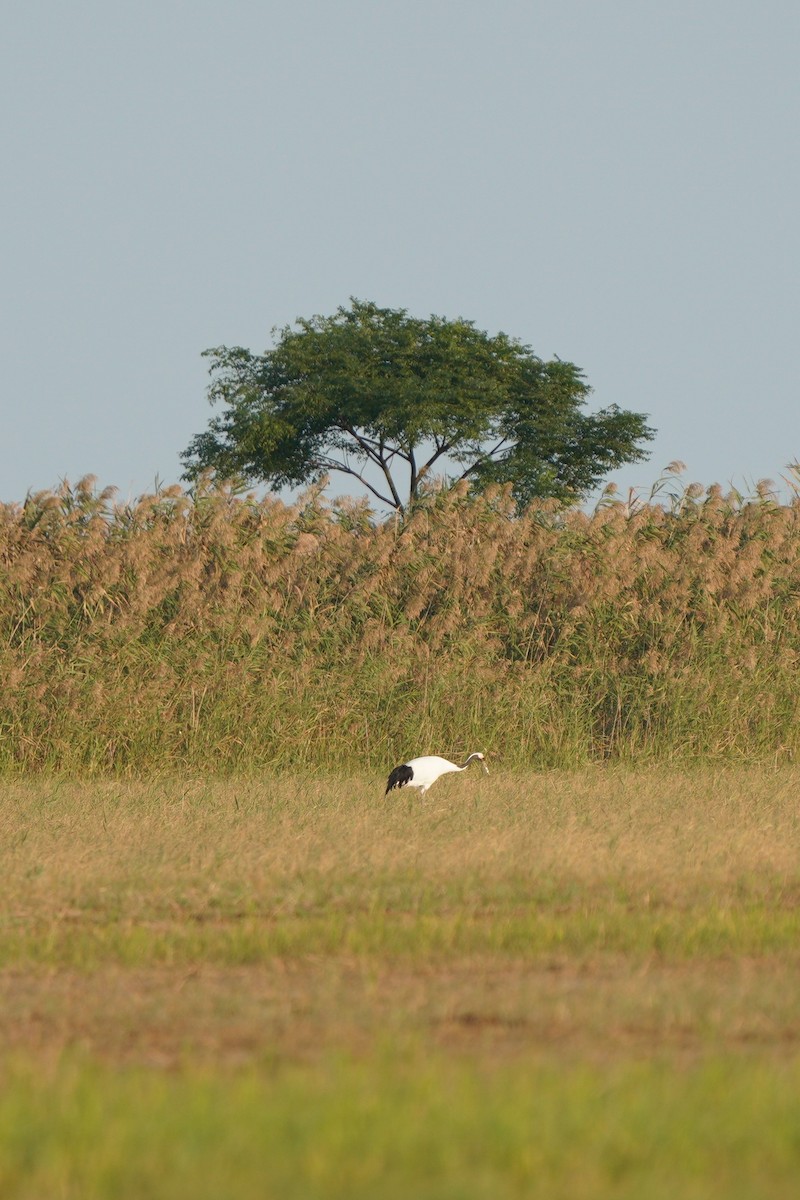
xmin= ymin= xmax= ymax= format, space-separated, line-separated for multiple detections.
xmin=1 ymin=766 xmax=800 ymax=1197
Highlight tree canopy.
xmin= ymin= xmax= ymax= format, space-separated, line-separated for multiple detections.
xmin=181 ymin=299 xmax=655 ymax=512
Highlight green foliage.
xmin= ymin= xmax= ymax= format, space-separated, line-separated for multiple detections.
xmin=181 ymin=299 xmax=654 ymax=510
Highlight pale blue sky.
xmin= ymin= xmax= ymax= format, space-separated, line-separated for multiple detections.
xmin=2 ymin=1 xmax=798 ymax=506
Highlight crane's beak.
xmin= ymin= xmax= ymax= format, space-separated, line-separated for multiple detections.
xmin=481 ymin=761 xmax=490 ymax=775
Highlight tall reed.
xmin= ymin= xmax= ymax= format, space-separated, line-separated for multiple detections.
xmin=1 ymin=471 xmax=799 ymax=773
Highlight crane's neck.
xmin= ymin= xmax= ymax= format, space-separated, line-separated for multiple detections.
xmin=459 ymin=753 xmax=483 ymax=770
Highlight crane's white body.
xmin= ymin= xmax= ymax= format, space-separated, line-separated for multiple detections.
xmin=385 ymin=753 xmax=488 ymax=796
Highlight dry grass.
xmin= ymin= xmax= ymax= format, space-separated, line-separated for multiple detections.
xmin=2 ymin=767 xmax=800 ymax=1197
xmin=1 ymin=767 xmax=799 ymax=1062
xmin=3 ymin=957 xmax=800 ymax=1072
xmin=2 ymin=475 xmax=800 ymax=772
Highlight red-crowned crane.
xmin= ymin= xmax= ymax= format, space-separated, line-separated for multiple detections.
xmin=385 ymin=753 xmax=489 ymax=796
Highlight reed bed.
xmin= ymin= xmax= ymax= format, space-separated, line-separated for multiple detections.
xmin=1 ymin=472 xmax=799 ymax=773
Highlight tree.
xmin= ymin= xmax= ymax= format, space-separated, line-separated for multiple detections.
xmin=181 ymin=299 xmax=655 ymax=513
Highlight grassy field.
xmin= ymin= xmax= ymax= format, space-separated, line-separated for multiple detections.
xmin=1 ymin=766 xmax=800 ymax=1197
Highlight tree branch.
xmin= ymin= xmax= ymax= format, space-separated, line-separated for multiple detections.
xmin=380 ymin=435 xmax=412 ymax=468
xmin=340 ymin=424 xmax=404 ymax=512
xmin=416 ymin=440 xmax=453 ymax=485
xmin=316 ymin=458 xmax=399 ymax=511
xmin=338 ymin=425 xmax=384 ymax=468
xmin=453 ymin=436 xmax=510 ymax=482
xmin=348 ymin=430 xmax=412 ymax=465
xmin=338 ymin=422 xmax=402 ymax=511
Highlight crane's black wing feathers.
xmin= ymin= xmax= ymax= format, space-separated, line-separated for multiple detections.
xmin=385 ymin=764 xmax=414 ymax=795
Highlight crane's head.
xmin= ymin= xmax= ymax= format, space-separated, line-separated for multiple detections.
xmin=471 ymin=752 xmax=490 ymax=775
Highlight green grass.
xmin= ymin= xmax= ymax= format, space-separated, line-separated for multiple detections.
xmin=2 ymin=768 xmax=800 ymax=1196
xmin=3 ymin=1054 xmax=800 ymax=1199
xmin=2 ymin=904 xmax=800 ymax=967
